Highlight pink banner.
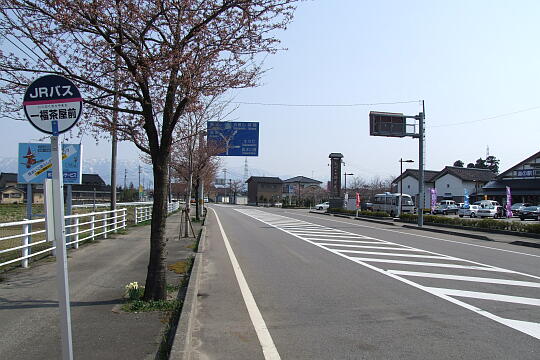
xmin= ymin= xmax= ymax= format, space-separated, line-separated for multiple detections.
xmin=506 ymin=186 xmax=513 ymax=218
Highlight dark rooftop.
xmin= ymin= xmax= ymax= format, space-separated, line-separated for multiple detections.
xmin=283 ymin=176 xmax=322 ymax=184
xmin=245 ymin=176 xmax=283 ymax=184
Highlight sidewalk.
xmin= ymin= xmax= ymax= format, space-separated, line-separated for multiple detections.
xmin=0 ymin=211 xmax=199 ymax=359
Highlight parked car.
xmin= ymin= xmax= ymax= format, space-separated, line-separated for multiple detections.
xmin=458 ymin=204 xmax=480 ymax=218
xmin=315 ymin=201 xmax=329 ymax=210
xmin=511 ymin=202 xmax=531 ymax=216
xmin=474 ymin=200 xmax=500 ymax=208
xmin=519 ymin=205 xmax=540 ymax=221
xmin=433 ymin=203 xmax=459 ymax=215
xmin=439 ymin=200 xmax=456 ymax=207
xmin=477 ymin=205 xmax=504 ymax=219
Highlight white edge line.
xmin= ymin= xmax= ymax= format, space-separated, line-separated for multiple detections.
xmin=236 ymin=209 xmax=540 ymax=340
xmin=211 ymin=208 xmax=281 ymax=360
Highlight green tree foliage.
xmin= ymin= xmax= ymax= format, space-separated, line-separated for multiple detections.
xmin=453 ymin=160 xmax=464 ymax=167
xmin=474 ymin=158 xmax=488 ymax=169
xmin=485 ymin=155 xmax=500 ymax=174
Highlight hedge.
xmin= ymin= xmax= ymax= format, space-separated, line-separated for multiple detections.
xmin=328 ymin=208 xmax=390 ymax=218
xmin=399 ymin=213 xmax=540 ymax=234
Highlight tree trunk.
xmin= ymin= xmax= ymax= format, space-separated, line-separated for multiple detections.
xmin=184 ymin=172 xmax=193 ymax=237
xmin=194 ymin=177 xmax=200 ymax=221
xmin=143 ymin=157 xmax=169 ymax=301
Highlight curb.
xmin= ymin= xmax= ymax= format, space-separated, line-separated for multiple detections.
xmin=309 ymin=210 xmax=394 ymax=225
xmin=354 ymin=217 xmax=396 ymax=226
xmin=169 ymin=223 xmax=206 ymax=360
xmin=401 ymin=224 xmax=492 ymax=241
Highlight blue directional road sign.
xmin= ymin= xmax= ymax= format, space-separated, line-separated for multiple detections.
xmin=207 ymin=121 xmax=259 ymax=156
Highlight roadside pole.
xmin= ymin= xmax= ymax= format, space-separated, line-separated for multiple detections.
xmin=23 ymin=74 xmax=82 ymax=360
xmin=51 ymin=136 xmax=74 ymax=360
xmin=418 ymin=105 xmax=425 ymax=227
xmin=26 ymin=183 xmax=32 ymax=254
xmin=369 ymin=101 xmax=426 ymax=227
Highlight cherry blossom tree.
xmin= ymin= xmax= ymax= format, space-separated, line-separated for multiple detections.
xmin=0 ymin=0 xmax=298 ymax=300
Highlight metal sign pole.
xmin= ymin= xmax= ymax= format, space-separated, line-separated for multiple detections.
xmin=26 ymin=183 xmax=33 ymax=254
xmin=23 ymin=75 xmax=81 ymax=360
xmin=418 ymin=103 xmax=425 ymax=227
xmin=51 ymin=135 xmax=74 ymax=360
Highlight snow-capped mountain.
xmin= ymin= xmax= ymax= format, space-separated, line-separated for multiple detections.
xmin=0 ymin=156 xmax=152 ymax=187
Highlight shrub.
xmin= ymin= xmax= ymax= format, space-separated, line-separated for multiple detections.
xmin=328 ymin=208 xmax=390 ymax=218
xmin=398 ymin=214 xmax=540 ymax=234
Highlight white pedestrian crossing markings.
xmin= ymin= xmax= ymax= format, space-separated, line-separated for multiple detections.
xmin=236 ymin=209 xmax=540 ymax=340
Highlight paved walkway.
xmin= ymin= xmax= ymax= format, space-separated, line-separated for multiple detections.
xmin=0 ymin=211 xmax=196 ymax=360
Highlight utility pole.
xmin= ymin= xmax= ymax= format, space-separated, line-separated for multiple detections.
xmin=418 ymin=101 xmax=426 ymax=227
xmin=229 ymin=179 xmax=232 ymax=204
xmin=124 ymin=169 xmax=127 ymax=189
xmin=138 ymin=165 xmax=141 ymax=201
xmin=223 ymin=168 xmax=227 ymax=203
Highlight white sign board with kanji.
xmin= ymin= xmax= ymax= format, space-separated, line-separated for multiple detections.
xmin=23 ymin=75 xmax=82 ymax=135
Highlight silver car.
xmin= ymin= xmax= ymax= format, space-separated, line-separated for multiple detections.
xmin=315 ymin=201 xmax=329 ymax=210
xmin=477 ymin=205 xmax=503 ymax=219
xmin=458 ymin=204 xmax=480 ymax=218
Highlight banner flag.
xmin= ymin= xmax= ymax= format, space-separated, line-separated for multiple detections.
xmin=506 ymin=186 xmax=513 ymax=218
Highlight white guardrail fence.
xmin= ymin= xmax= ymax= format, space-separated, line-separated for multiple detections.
xmin=0 ymin=202 xmax=181 ymax=269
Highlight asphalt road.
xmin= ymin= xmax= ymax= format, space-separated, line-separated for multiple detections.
xmin=193 ymin=205 xmax=540 ymax=360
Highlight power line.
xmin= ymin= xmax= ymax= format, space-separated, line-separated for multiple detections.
xmin=431 ymin=105 xmax=540 ymax=128
xmin=231 ymin=100 xmax=420 ymax=107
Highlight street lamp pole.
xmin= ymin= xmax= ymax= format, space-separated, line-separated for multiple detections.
xmin=399 ymin=159 xmax=414 ymax=216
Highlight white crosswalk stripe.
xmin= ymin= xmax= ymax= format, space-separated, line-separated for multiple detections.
xmin=235 ymin=208 xmax=540 ymax=340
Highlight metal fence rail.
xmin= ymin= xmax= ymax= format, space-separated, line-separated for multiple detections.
xmin=0 ymin=202 xmax=181 ymax=270
xmin=0 ymin=208 xmax=127 ymax=269
xmin=134 ymin=201 xmax=181 ymax=224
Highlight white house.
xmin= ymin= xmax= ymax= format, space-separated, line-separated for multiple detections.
xmin=393 ymin=167 xmax=496 ymax=206
xmin=393 ymin=169 xmax=439 ymax=208
xmin=431 ymin=167 xmax=495 ymax=203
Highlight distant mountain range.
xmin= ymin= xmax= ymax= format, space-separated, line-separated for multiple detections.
xmin=1 ymin=156 xmax=307 ymax=187
xmin=0 ymin=157 xmax=153 ymax=187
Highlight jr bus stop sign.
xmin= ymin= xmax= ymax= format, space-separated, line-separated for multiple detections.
xmin=23 ymin=75 xmax=83 ymax=135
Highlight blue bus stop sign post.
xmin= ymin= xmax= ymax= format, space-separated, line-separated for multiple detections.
xmin=207 ymin=121 xmax=259 ymax=156
xmin=23 ymin=75 xmax=82 ymax=360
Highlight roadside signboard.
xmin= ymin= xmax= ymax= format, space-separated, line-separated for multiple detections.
xmin=23 ymin=75 xmax=83 ymax=135
xmin=369 ymin=111 xmax=406 ymax=137
xmin=207 ymin=121 xmax=259 ymax=156
xmin=17 ymin=143 xmax=82 ymax=184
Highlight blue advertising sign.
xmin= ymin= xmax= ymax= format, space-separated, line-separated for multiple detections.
xmin=207 ymin=121 xmax=259 ymax=156
xmin=18 ymin=143 xmax=83 ymax=184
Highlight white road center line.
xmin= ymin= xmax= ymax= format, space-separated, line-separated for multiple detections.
xmin=387 ymin=270 xmax=540 ymax=288
xmin=211 ymin=209 xmax=281 ymax=360
xmin=426 ymin=287 xmax=540 ymax=306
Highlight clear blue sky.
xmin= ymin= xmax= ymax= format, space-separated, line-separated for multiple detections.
xmin=221 ymin=0 xmax=540 ymax=182
xmin=2 ymin=1 xmax=539 ymax=184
